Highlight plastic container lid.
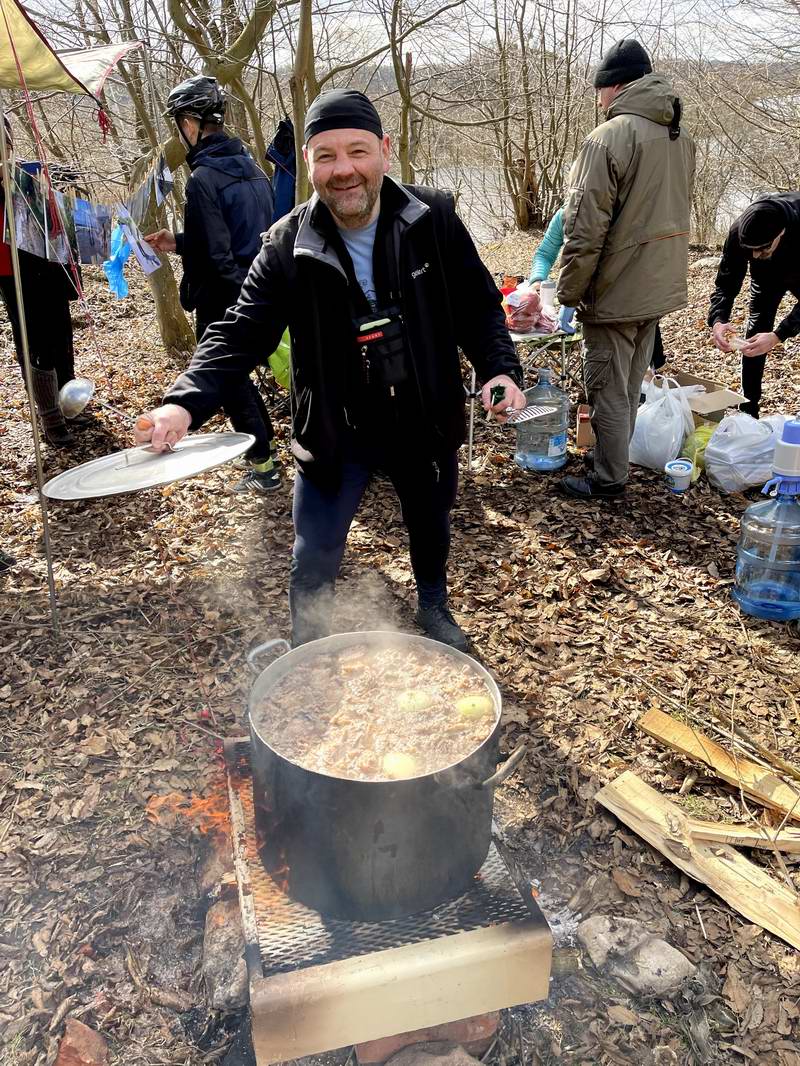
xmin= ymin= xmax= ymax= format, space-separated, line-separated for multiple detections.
xmin=773 ymin=419 xmax=800 ymax=478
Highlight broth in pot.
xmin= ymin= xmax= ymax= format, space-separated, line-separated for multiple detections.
xmin=255 ymin=642 xmax=497 ymax=781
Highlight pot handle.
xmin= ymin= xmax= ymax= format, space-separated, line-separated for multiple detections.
xmin=246 ymin=638 xmax=291 ymax=675
xmin=479 ymin=743 xmax=528 ymax=790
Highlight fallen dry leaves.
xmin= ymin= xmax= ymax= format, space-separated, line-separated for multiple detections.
xmin=1 ymin=251 xmax=799 ymax=1065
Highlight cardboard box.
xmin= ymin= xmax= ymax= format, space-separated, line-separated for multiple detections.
xmin=670 ymin=371 xmax=747 ymax=427
xmin=574 ymin=373 xmax=745 ymax=449
xmin=576 ymin=403 xmax=595 ymax=448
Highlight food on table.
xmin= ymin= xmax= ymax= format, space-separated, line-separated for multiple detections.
xmin=255 ymin=643 xmax=497 ymax=781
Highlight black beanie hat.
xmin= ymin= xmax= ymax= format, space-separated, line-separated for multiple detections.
xmin=593 ymin=39 xmax=653 ymax=88
xmin=738 ymin=198 xmax=787 ymax=248
xmin=304 ymin=89 xmax=383 ymax=144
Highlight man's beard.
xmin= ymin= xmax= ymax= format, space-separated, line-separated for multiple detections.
xmin=318 ymin=171 xmax=383 ymax=228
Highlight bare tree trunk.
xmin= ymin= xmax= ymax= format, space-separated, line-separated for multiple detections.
xmin=290 ymin=0 xmax=317 ymax=204
xmin=148 ymin=257 xmax=195 ymax=355
xmin=131 ymin=136 xmax=195 ymax=354
xmin=229 ymin=74 xmax=267 ymax=162
xmin=398 ymin=52 xmax=414 ymax=183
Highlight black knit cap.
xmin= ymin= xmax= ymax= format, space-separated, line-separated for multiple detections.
xmin=593 ymin=39 xmax=653 ymax=88
xmin=304 ymin=89 xmax=383 ymax=144
xmin=738 ymin=199 xmax=787 ymax=249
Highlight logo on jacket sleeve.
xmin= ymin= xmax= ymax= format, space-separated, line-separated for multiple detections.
xmin=411 ymin=262 xmax=430 ymax=280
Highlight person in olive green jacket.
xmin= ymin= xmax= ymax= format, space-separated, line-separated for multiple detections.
xmin=558 ymin=40 xmax=695 ymax=499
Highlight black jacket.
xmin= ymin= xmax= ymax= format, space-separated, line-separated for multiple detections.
xmin=708 ymin=192 xmax=800 ymax=341
xmin=164 ymin=177 xmax=521 ymax=485
xmin=175 ymin=133 xmax=274 ymax=318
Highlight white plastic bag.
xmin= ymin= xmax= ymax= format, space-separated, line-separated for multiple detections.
xmin=629 ymin=376 xmax=696 ymax=472
xmin=704 ymin=413 xmax=787 ymax=493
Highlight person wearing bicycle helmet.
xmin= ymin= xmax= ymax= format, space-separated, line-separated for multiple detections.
xmin=145 ymin=75 xmax=280 ymax=494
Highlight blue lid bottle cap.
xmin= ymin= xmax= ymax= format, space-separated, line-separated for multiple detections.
xmin=782 ymin=420 xmax=800 ymax=445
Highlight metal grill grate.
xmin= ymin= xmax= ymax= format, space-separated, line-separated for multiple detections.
xmin=225 ymin=740 xmax=535 ymax=980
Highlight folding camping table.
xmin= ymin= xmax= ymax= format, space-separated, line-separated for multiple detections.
xmin=509 ymin=329 xmax=583 ymax=389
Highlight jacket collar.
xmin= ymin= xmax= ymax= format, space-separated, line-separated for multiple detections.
xmin=187 ymin=132 xmax=240 ymax=169
xmin=293 ymin=176 xmax=429 ymax=275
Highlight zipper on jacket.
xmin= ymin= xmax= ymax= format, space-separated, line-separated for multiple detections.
xmin=394 ymin=251 xmax=436 ymax=437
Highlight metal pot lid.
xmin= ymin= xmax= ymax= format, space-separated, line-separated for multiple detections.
xmin=42 ymin=432 xmax=255 ymax=500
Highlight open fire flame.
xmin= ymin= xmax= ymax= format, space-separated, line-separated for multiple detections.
xmin=146 ymin=787 xmax=231 ymax=838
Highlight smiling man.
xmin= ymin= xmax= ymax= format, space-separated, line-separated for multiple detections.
xmin=708 ymin=193 xmax=800 ymax=418
xmin=134 ymin=89 xmax=524 ymax=649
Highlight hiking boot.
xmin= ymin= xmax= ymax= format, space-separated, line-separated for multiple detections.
xmin=31 ymin=367 xmax=73 ymax=447
xmin=415 ymin=604 xmax=470 ymax=651
xmin=559 ymin=475 xmax=625 ymax=500
xmin=233 ymin=463 xmax=281 ymax=495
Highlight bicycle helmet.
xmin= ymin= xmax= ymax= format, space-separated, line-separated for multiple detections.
xmin=165 ymin=75 xmax=226 ymax=125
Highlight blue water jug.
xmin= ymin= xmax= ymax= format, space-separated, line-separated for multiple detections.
xmin=733 ymin=419 xmax=800 ymax=621
xmin=514 ymin=368 xmax=569 ymax=471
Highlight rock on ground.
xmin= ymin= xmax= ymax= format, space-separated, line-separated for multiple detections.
xmin=54 ymin=1018 xmax=109 ymax=1066
xmin=577 ymin=914 xmax=697 ymax=997
xmin=356 ymin=1014 xmax=499 ymax=1063
xmin=384 ymin=1041 xmax=482 ymax=1066
xmin=689 ymin=256 xmax=721 ymax=271
xmin=203 ymin=897 xmax=248 ymax=1012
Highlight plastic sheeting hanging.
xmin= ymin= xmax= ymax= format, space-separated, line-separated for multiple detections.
xmin=102 ymin=223 xmax=130 ymax=298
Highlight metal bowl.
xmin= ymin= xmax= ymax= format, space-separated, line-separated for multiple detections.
xmin=59 ymin=377 xmax=95 ymax=419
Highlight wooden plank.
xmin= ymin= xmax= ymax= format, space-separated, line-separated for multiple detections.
xmin=638 ymin=708 xmax=800 ymax=824
xmin=595 ymin=771 xmax=800 ymax=951
xmin=689 ymin=819 xmax=800 ymax=854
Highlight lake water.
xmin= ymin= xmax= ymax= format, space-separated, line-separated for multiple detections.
xmin=431 ymin=163 xmax=767 ymax=244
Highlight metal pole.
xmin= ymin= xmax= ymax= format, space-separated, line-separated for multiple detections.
xmin=0 ymin=94 xmax=61 ymax=637
xmin=467 ymin=369 xmax=476 ymax=471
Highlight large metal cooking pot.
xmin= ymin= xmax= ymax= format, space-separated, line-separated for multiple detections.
xmin=247 ymin=631 xmax=525 ymax=922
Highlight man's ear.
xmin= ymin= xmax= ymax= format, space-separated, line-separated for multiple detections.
xmin=382 ymin=133 xmax=392 ymax=172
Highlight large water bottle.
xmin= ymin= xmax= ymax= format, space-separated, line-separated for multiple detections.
xmin=733 ymin=419 xmax=800 ymax=621
xmin=514 ymin=368 xmax=570 ymax=471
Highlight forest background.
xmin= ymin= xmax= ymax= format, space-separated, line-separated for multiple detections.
xmin=5 ymin=0 xmax=799 ymax=351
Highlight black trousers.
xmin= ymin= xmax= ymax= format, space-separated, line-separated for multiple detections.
xmin=651 ymin=324 xmax=665 ymax=370
xmin=0 ymin=264 xmax=75 ymax=386
xmin=743 ymin=282 xmax=800 ymax=417
xmin=196 ymin=316 xmax=273 ymax=461
xmin=289 ymin=444 xmax=459 ymax=645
